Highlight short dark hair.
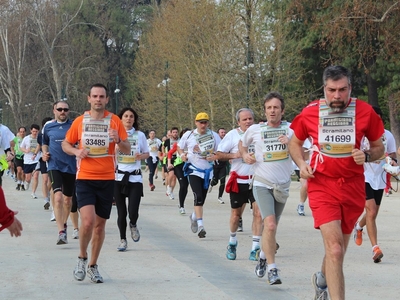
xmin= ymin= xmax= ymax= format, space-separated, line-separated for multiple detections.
xmin=31 ymin=124 xmax=40 ymax=130
xmin=118 ymin=107 xmax=139 ymax=130
xmin=170 ymin=127 xmax=179 ymax=132
xmin=323 ymin=66 xmax=352 ymax=86
xmin=89 ymin=83 xmax=109 ymax=97
xmin=264 ymin=91 xmax=285 ymax=111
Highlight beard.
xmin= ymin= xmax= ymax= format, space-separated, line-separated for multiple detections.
xmin=324 ymin=91 xmax=350 ymax=113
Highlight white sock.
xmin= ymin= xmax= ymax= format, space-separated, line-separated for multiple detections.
xmin=252 ymin=236 xmax=261 ymax=250
xmin=197 ymin=218 xmax=203 ymax=228
xmin=259 ymin=250 xmax=266 ymax=260
xmin=191 ymin=212 xmax=196 ymax=221
xmin=355 ymin=222 xmax=363 ymax=230
xmin=229 ymin=232 xmax=237 ymax=244
xmin=267 ymin=263 xmax=277 ymax=272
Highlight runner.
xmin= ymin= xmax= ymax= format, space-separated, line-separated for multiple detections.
xmin=178 ymin=112 xmax=220 ymax=238
xmin=62 ymin=83 xmax=130 ymax=283
xmin=146 ymin=130 xmax=161 ymax=191
xmin=114 ymin=107 xmax=149 ymax=252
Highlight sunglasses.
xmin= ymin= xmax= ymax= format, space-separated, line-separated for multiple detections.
xmin=56 ymin=108 xmax=69 ymax=112
xmin=198 ymin=121 xmax=208 ymax=124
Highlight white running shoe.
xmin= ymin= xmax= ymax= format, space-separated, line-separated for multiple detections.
xmin=24 ymin=181 xmax=30 ymax=190
xmin=383 ymin=157 xmax=400 ymax=176
xmin=218 ymin=197 xmax=224 ymax=204
xmin=50 ymin=211 xmax=56 ymax=222
xmin=179 ymin=207 xmax=186 ymax=215
xmin=31 ymin=193 xmax=37 ymax=199
xmin=72 ymin=228 xmax=79 ymax=239
xmin=169 ymin=192 xmax=175 ymax=200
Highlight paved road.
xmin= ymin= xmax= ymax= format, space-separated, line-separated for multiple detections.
xmin=1 ymin=173 xmax=399 ymax=299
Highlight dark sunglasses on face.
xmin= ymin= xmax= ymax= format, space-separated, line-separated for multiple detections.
xmin=198 ymin=121 xmax=208 ymax=124
xmin=56 ymin=108 xmax=69 ymax=112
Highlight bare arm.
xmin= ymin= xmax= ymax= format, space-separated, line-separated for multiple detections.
xmin=289 ymin=134 xmax=314 ymax=179
xmin=238 ymin=140 xmax=256 ymax=165
xmin=352 ymin=138 xmax=384 ymax=165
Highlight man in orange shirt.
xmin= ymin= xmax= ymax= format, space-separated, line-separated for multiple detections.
xmin=62 ymin=83 xmax=130 ymax=283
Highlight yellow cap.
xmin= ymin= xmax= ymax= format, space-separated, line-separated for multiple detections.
xmin=195 ymin=112 xmax=209 ymax=121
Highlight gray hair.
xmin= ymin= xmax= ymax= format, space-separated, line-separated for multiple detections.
xmin=235 ymin=108 xmax=255 ymax=122
xmin=323 ymin=65 xmax=352 ymax=86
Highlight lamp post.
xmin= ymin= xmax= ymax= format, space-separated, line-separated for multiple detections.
xmin=158 ymin=62 xmax=170 ymax=134
xmin=61 ymin=87 xmax=67 ymax=101
xmin=115 ymin=76 xmax=120 ymax=114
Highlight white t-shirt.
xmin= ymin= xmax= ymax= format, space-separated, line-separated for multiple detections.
xmin=217 ymin=127 xmax=253 ymax=184
xmin=363 ymin=129 xmax=396 ymax=190
xmin=116 ymin=129 xmax=149 ymax=183
xmin=20 ymin=134 xmax=41 ymax=165
xmin=147 ymin=138 xmax=162 ymax=162
xmin=0 ymin=124 xmax=15 ymax=150
xmin=178 ymin=128 xmax=221 ymax=179
xmin=241 ymin=122 xmax=293 ymax=187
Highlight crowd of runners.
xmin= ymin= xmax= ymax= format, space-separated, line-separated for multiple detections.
xmin=1 ymin=66 xmax=400 ymax=300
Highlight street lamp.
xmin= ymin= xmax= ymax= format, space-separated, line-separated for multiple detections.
xmin=158 ymin=62 xmax=170 ymax=134
xmin=115 ymin=75 xmax=120 ymax=114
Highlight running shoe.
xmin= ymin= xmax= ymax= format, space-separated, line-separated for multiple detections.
xmin=179 ymin=207 xmax=186 ymax=215
xmin=57 ymin=231 xmax=68 ymax=245
xmin=72 ymin=228 xmax=79 ymax=239
xmin=372 ymin=246 xmax=383 ymax=263
xmin=15 ymin=184 xmax=21 ymax=191
xmin=218 ymin=197 xmax=224 ymax=204
xmin=353 ymin=223 xmax=363 ymax=246
xmin=255 ymin=258 xmax=267 ymax=278
xmin=198 ymin=226 xmax=206 ymax=238
xmin=226 ymin=242 xmax=237 ymax=260
xmin=189 ymin=215 xmax=198 ymax=233
xmin=44 ymin=202 xmax=50 ymax=210
xmin=267 ymin=268 xmax=282 ymax=285
xmin=24 ymin=181 xmax=30 ymax=190
xmin=297 ymin=204 xmax=305 ymax=216
xmin=117 ymin=239 xmax=127 ymax=251
xmin=249 ymin=246 xmax=260 ymax=261
xmin=73 ymin=257 xmax=87 ymax=281
xmin=312 ymin=272 xmax=328 ymax=300
xmin=20 ymin=185 xmax=25 ymax=191
xmin=150 ymin=184 xmax=155 ymax=191
xmin=50 ymin=211 xmax=56 ymax=222
xmin=169 ymin=192 xmax=175 ymax=200
xmin=31 ymin=193 xmax=37 ymax=199
xmin=237 ymin=217 xmax=243 ymax=232
xmin=87 ymin=264 xmax=103 ymax=283
xmin=155 ymin=175 xmax=158 ymax=179
xmin=130 ymin=224 xmax=140 ymax=242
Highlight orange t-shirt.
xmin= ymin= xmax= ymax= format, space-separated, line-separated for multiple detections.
xmin=65 ymin=110 xmax=127 ymax=180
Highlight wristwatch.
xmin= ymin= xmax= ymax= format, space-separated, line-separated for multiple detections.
xmin=364 ymin=152 xmax=370 ymax=162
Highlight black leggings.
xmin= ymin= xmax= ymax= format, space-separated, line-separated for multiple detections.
xmin=174 ymin=163 xmax=189 ymax=208
xmin=188 ymin=175 xmax=208 ymax=206
xmin=114 ymin=181 xmax=143 ymax=240
xmin=146 ymin=157 xmax=159 ymax=185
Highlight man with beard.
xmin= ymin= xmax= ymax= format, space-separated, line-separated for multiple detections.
xmin=289 ymin=66 xmax=384 ymax=300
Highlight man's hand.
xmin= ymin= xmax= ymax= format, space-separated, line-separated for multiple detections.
xmin=7 ymin=211 xmax=23 ymax=237
xmin=352 ymin=149 xmax=366 ymax=165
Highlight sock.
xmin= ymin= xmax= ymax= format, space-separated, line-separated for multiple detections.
xmin=372 ymin=244 xmax=379 ymax=250
xmin=252 ymin=236 xmax=261 ymax=250
xmin=191 ymin=212 xmax=196 ymax=221
xmin=317 ymin=272 xmax=327 ymax=288
xmin=167 ymin=185 xmax=171 ymax=194
xmin=259 ymin=250 xmax=266 ymax=260
xmin=229 ymin=232 xmax=237 ymax=244
xmin=267 ymin=263 xmax=277 ymax=272
xmin=355 ymin=222 xmax=363 ymax=231
xmin=197 ymin=218 xmax=203 ymax=228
